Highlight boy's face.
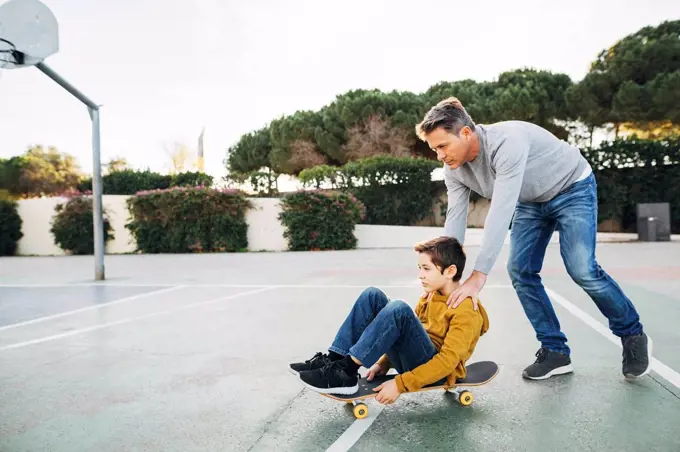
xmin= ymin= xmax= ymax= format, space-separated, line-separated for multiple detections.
xmin=417 ymin=252 xmax=455 ymax=293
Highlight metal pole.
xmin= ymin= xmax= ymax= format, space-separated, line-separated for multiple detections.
xmin=34 ymin=61 xmax=105 ymax=280
xmin=89 ymin=107 xmax=105 ymax=280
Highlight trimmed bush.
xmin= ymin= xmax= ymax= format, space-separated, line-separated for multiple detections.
xmin=278 ymin=190 xmax=366 ymax=251
xmin=299 ymin=156 xmax=440 ymax=226
xmin=0 ymin=199 xmax=23 ymax=256
xmin=125 ymin=186 xmax=252 ymax=253
xmin=50 ymin=196 xmax=114 ymax=255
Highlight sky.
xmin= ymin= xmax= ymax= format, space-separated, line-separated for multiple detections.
xmin=1 ymin=0 xmax=679 ymax=185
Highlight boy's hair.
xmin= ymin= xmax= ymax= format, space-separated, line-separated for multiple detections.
xmin=415 ymin=97 xmax=476 ymax=141
xmin=414 ymin=236 xmax=466 ymax=281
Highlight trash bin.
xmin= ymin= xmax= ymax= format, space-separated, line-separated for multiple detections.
xmin=636 ymin=203 xmax=671 ymax=242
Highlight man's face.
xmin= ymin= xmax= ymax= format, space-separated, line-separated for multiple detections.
xmin=425 ymin=126 xmax=472 ymax=169
xmin=417 ymin=252 xmax=454 ymax=293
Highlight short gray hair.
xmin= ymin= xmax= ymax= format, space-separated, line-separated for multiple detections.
xmin=415 ymin=97 xmax=475 ymax=141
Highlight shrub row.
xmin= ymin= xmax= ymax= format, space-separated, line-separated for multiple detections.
xmin=77 ymin=170 xmax=214 ymax=195
xmin=0 ymin=187 xmax=366 ymax=256
xmin=581 ymin=138 xmax=680 ymax=233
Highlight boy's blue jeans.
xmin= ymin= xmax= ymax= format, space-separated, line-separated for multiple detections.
xmin=507 ymin=172 xmax=643 ymax=356
xmin=328 ymin=286 xmax=440 ymax=376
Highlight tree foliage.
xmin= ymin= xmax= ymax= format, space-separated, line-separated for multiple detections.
xmin=0 ymin=146 xmax=83 ymax=198
xmin=224 ymin=20 xmax=678 ymax=180
xmin=225 ymin=69 xmax=576 ymax=177
xmin=566 ymin=20 xmax=680 ymax=138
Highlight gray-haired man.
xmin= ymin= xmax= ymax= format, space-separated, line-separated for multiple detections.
xmin=415 ymin=97 xmax=651 ymax=380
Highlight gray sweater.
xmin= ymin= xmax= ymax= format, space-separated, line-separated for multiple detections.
xmin=443 ymin=120 xmax=591 ymax=274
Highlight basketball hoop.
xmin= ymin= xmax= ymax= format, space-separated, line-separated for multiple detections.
xmin=0 ymin=37 xmax=22 ymax=69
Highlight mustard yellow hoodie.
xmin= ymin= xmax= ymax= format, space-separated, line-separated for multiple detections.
xmin=381 ymin=291 xmax=490 ymax=393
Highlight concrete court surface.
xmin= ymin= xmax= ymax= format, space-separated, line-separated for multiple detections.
xmin=1 ymin=241 xmax=679 ymax=451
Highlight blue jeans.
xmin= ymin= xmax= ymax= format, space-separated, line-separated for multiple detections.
xmin=507 ymin=173 xmax=643 ymax=356
xmin=328 ymin=287 xmax=441 ymax=377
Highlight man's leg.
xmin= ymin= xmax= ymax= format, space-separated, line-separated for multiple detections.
xmin=289 ymin=286 xmax=388 ymax=375
xmin=551 ymin=173 xmax=651 ymax=378
xmin=507 ymin=201 xmax=574 ymax=380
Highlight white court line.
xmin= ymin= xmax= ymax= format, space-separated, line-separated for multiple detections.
xmin=0 ymin=287 xmax=274 ymax=352
xmin=545 ymin=286 xmax=680 ymax=390
xmin=325 ymin=402 xmax=385 ymax=452
xmin=0 ymin=285 xmax=186 ymax=332
xmin=0 ymin=283 xmax=514 ymax=289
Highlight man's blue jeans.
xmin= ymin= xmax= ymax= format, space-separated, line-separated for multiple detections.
xmin=507 ymin=173 xmax=643 ymax=356
xmin=328 ymin=286 xmax=440 ymax=376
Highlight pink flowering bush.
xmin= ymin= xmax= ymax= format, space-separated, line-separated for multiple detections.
xmin=125 ymin=186 xmax=252 ymax=253
xmin=278 ymin=190 xmax=366 ymax=251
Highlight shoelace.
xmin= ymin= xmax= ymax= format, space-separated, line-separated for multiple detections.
xmin=622 ymin=337 xmax=640 ymax=361
xmin=318 ymin=359 xmax=345 ymax=378
xmin=535 ymin=348 xmax=548 ymax=363
xmin=305 ymin=352 xmax=326 ymax=364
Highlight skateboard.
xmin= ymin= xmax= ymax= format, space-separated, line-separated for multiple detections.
xmin=320 ymin=360 xmax=499 ymax=419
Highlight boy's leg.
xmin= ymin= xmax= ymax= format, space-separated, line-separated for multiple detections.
xmin=289 ymin=286 xmax=389 ymax=374
xmin=551 ymin=173 xmax=651 ymax=378
xmin=299 ymin=299 xmax=432 ymax=394
xmin=329 ymin=286 xmax=390 ymax=358
xmin=507 ymin=200 xmax=574 ymax=380
xmin=349 ymin=299 xmax=435 ymax=370
xmin=382 ymin=307 xmax=446 ymax=386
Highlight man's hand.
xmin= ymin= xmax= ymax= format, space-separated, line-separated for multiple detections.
xmin=373 ymin=379 xmax=401 ymax=404
xmin=366 ymin=363 xmax=388 ymax=381
xmin=447 ymin=270 xmax=487 ymax=310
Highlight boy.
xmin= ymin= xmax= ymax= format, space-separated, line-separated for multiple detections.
xmin=289 ymin=236 xmax=490 ymax=405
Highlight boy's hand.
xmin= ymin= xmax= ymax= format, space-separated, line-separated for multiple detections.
xmin=447 ymin=270 xmax=487 ymax=310
xmin=373 ymin=379 xmax=400 ymax=404
xmin=366 ymin=363 xmax=388 ymax=381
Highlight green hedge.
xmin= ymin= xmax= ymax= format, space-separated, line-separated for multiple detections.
xmin=581 ymin=138 xmax=680 ymax=233
xmin=125 ymin=186 xmax=252 ymax=253
xmin=278 ymin=191 xmax=366 ymax=251
xmin=50 ymin=196 xmax=114 ymax=255
xmin=77 ymin=170 xmax=214 ymax=195
xmin=299 ymin=155 xmax=440 ymax=225
xmin=0 ymin=199 xmax=23 ymax=256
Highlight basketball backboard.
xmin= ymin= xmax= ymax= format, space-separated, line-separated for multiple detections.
xmin=0 ymin=0 xmax=58 ymax=69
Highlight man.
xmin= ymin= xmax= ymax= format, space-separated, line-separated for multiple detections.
xmin=415 ymin=96 xmax=652 ymax=380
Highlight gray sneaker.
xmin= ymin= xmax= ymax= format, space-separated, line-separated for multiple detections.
xmin=621 ymin=332 xmax=652 ymax=379
xmin=522 ymin=347 xmax=573 ymax=380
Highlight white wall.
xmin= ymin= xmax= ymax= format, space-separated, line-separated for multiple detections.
xmin=12 ymin=195 xmax=642 ymax=256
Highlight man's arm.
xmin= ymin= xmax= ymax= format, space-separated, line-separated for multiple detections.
xmin=443 ymin=169 xmax=471 ymax=244
xmin=393 ymin=301 xmax=484 ymax=393
xmin=473 ymin=135 xmax=529 ymax=274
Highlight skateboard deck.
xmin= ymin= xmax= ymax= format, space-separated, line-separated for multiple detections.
xmin=321 ymin=360 xmax=499 ymax=418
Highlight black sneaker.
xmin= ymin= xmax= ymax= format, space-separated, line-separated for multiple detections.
xmin=299 ymin=360 xmax=359 ymax=395
xmin=289 ymin=352 xmax=334 ymax=375
xmin=522 ymin=347 xmax=573 ymax=380
xmin=622 ymin=332 xmax=652 ymax=379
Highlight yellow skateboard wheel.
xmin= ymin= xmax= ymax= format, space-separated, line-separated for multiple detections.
xmin=459 ymin=390 xmax=474 ymax=406
xmin=353 ymin=403 xmax=369 ymax=419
